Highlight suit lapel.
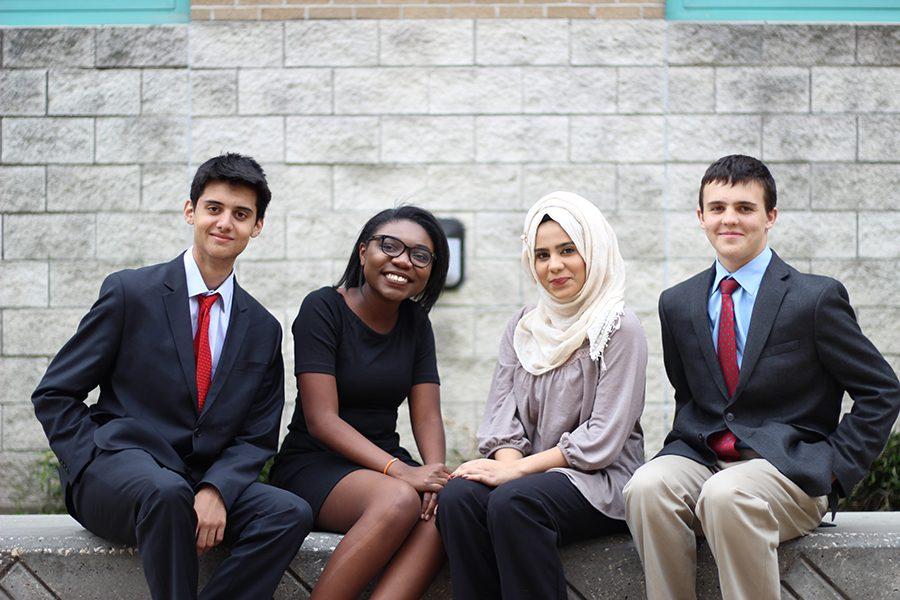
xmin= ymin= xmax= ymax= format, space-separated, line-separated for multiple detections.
xmin=689 ymin=264 xmax=731 ymax=400
xmin=734 ymin=253 xmax=790 ymax=398
xmin=162 ymin=255 xmax=199 ymax=406
xmin=199 ymin=281 xmax=249 ymax=420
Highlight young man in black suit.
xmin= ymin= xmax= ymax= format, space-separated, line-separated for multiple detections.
xmin=32 ymin=153 xmax=313 ymax=599
xmin=624 ymin=155 xmax=900 ymax=599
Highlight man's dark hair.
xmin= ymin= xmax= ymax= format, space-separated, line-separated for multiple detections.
xmin=190 ymin=153 xmax=272 ymax=221
xmin=699 ymin=154 xmax=777 ymax=213
xmin=335 ymin=206 xmax=450 ymax=313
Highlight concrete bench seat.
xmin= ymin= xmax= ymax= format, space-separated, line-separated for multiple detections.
xmin=1 ymin=513 xmax=897 ymax=599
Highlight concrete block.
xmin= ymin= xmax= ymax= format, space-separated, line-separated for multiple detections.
xmin=715 ymin=67 xmax=809 ymax=113
xmin=238 ymin=261 xmax=321 ymax=312
xmin=441 ymin=257 xmax=522 ymax=308
xmin=336 ymin=68 xmax=429 ymax=115
xmin=3 ymin=215 xmax=95 ymax=260
xmin=760 ymin=25 xmax=854 ymax=65
xmin=667 ymin=67 xmax=714 ymax=113
xmin=811 ymin=164 xmax=900 ymax=211
xmin=333 ymin=164 xmax=519 ymax=212
xmin=191 ymin=116 xmax=284 ymax=163
xmin=667 ymin=212 xmax=716 ymax=260
xmin=287 ymin=212 xmax=369 ymax=260
xmin=2 ymin=29 xmax=93 ymax=68
xmin=522 ymin=165 xmax=616 ymax=211
xmin=475 ymin=20 xmax=568 ymax=66
xmin=2 ymin=404 xmax=46 ymax=451
xmin=380 ymin=21 xmax=473 ymax=66
xmin=607 ymin=211 xmax=665 ymax=260
xmin=0 ymin=166 xmax=44 ymax=213
xmin=430 ymin=306 xmax=476 ymax=358
xmin=859 ymin=212 xmax=900 ymax=258
xmin=264 ymin=164 xmax=332 ymax=214
xmin=474 ymin=308 xmax=514 ymax=359
xmin=142 ymin=164 xmax=192 ymax=212
xmin=47 ymin=166 xmax=140 ymax=212
xmin=617 ymin=164 xmax=663 ymax=211
xmin=768 ymin=211 xmax=856 ymax=259
xmin=763 ymin=115 xmax=855 ymax=162
xmin=859 ymin=115 xmax=900 ymax=161
xmin=1 ymin=308 xmax=85 ymax=356
xmin=285 ymin=21 xmax=378 ymax=67
xmin=48 ymin=69 xmax=140 ymax=116
xmin=96 ymin=117 xmax=188 ymax=163
xmin=523 ymin=67 xmax=616 ymax=114
xmin=858 ymin=307 xmax=900 ymax=354
xmin=142 ymin=69 xmax=189 ymax=116
xmin=813 ymin=67 xmax=900 ymax=113
xmin=640 ymin=400 xmax=672 ymax=457
xmin=767 ymin=163 xmax=811 ymax=211
xmin=95 ymin=213 xmax=191 ymax=261
xmin=96 ymin=26 xmax=187 ymax=67
xmin=431 ymin=68 xmax=521 ymax=114
xmin=624 ymin=258 xmax=665 ymax=312
xmin=49 ymin=261 xmax=136 ymax=308
xmin=474 ymin=212 xmax=525 ymax=259
xmin=634 ymin=307 xmax=661 ymax=356
xmin=617 ymin=67 xmax=664 ymax=114
xmin=570 ymin=116 xmax=664 ymax=162
xmin=668 ymin=24 xmax=763 ymax=65
xmin=190 ymin=69 xmax=238 ymax=116
xmin=0 ymin=262 xmax=47 ymax=308
xmin=856 ymin=26 xmax=900 ymax=65
xmin=571 ymin=21 xmax=665 ymax=66
xmin=239 ymin=214 xmax=286 ymax=262
xmin=0 ymin=69 xmax=45 ymax=115
xmin=668 ymin=115 xmax=761 ymax=162
xmin=285 ymin=116 xmax=378 ymax=164
xmin=239 ymin=69 xmax=331 ymax=116
xmin=666 ymin=163 xmax=707 ymax=211
xmin=810 ymin=259 xmax=900 ymax=307
xmin=0 ymin=358 xmax=49 ymax=404
xmin=382 ymin=116 xmax=474 ymax=163
xmin=1 ymin=118 xmax=93 ymax=164
xmin=476 ymin=116 xmax=567 ymax=163
xmin=191 ymin=22 xmax=283 ymax=68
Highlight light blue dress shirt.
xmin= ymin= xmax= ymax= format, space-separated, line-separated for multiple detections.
xmin=708 ymin=247 xmax=772 ymax=368
xmin=184 ymin=248 xmax=234 ymax=378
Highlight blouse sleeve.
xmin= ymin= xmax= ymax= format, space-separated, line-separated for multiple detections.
xmin=412 ymin=310 xmax=440 ymax=385
xmin=292 ymin=288 xmax=340 ymax=376
xmin=557 ymin=310 xmax=648 ymax=471
xmin=477 ymin=310 xmax=532 ymax=458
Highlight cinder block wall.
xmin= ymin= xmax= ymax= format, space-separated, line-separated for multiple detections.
xmin=1 ymin=20 xmax=898 ymax=510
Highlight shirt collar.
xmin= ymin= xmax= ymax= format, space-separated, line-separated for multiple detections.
xmin=711 ymin=246 xmax=772 ymax=298
xmin=183 ymin=247 xmax=235 ymax=308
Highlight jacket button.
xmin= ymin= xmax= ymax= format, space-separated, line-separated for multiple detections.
xmin=194 ymin=428 xmax=201 ymax=437
xmin=697 ymin=434 xmax=704 ymax=441
xmin=726 ymin=413 xmax=735 ymax=422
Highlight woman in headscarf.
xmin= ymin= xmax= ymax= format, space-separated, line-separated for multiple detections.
xmin=436 ymin=191 xmax=648 ymax=600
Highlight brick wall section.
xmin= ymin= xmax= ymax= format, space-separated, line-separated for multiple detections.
xmin=1 ymin=21 xmax=899 ymax=509
xmin=190 ymin=0 xmax=665 ymax=20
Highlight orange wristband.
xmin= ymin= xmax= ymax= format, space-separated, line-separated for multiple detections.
xmin=383 ymin=457 xmax=399 ymax=475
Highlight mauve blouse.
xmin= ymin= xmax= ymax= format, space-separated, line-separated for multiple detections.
xmin=477 ymin=306 xmax=648 ymax=519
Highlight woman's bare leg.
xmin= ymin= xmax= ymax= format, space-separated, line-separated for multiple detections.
xmin=312 ymin=470 xmax=421 ymax=600
xmin=369 ymin=516 xmax=445 ymax=600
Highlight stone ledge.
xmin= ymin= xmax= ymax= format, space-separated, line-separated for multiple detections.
xmin=0 ymin=513 xmax=898 ymax=598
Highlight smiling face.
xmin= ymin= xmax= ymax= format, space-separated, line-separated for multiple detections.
xmin=184 ymin=180 xmax=263 ymax=268
xmin=359 ymin=219 xmax=434 ymax=304
xmin=534 ymin=219 xmax=586 ymax=302
xmin=698 ymin=180 xmax=777 ymax=273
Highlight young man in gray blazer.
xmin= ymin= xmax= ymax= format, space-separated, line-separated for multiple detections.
xmin=624 ymin=154 xmax=900 ymax=599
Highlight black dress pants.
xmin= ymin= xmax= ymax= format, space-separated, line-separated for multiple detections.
xmin=436 ymin=471 xmax=626 ymax=600
xmin=72 ymin=448 xmax=314 ymax=600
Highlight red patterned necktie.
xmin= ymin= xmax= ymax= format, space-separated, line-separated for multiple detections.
xmin=194 ymin=293 xmax=220 ymax=413
xmin=709 ymin=278 xmax=741 ymax=461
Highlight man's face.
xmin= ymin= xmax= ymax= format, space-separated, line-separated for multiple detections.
xmin=183 ymin=180 xmax=263 ymax=265
xmin=697 ymin=180 xmax=777 ymax=272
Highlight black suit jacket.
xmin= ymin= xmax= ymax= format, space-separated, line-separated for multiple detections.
xmin=657 ymin=251 xmax=900 ymax=498
xmin=32 ymin=254 xmax=285 ymax=514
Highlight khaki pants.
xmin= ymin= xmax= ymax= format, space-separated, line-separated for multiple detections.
xmin=623 ymin=455 xmax=827 ymax=600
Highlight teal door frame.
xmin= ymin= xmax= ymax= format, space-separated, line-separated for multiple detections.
xmin=667 ymin=0 xmax=900 ymax=21
xmin=0 ymin=0 xmax=190 ymax=26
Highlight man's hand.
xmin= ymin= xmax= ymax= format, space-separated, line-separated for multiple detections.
xmin=452 ymin=458 xmax=522 ymax=488
xmin=194 ymin=485 xmax=227 ymax=555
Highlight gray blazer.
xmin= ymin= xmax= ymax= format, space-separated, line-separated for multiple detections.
xmin=657 ymin=251 xmax=899 ymax=500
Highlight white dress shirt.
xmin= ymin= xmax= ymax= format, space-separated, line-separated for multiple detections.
xmin=183 ymin=248 xmax=234 ymax=379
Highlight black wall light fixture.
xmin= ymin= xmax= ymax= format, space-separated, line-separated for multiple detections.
xmin=438 ymin=218 xmax=464 ymax=290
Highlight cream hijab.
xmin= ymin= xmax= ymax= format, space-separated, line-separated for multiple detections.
xmin=513 ymin=191 xmax=627 ymax=375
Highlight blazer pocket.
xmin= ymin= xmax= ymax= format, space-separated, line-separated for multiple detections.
xmin=233 ymin=360 xmax=268 ymax=373
xmin=759 ymin=339 xmax=801 ymax=359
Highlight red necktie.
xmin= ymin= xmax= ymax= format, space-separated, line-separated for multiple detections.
xmin=709 ymin=278 xmax=741 ymax=461
xmin=194 ymin=293 xmax=219 ymax=413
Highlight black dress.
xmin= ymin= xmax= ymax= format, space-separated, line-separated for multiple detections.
xmin=271 ymin=286 xmax=440 ymax=517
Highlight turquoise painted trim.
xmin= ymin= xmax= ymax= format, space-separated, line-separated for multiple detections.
xmin=667 ymin=0 xmax=900 ymax=21
xmin=0 ymin=0 xmax=189 ymax=26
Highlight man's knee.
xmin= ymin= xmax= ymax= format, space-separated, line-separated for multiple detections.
xmin=139 ymin=474 xmax=194 ymax=523
xmin=696 ymin=471 xmax=765 ymax=523
xmin=624 ymin=462 xmax=670 ymax=507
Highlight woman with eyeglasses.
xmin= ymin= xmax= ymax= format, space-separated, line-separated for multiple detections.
xmin=435 ymin=192 xmax=648 ymax=600
xmin=270 ymin=206 xmax=451 ymax=599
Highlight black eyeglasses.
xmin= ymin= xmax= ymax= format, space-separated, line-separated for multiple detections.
xmin=368 ymin=235 xmax=435 ymax=268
